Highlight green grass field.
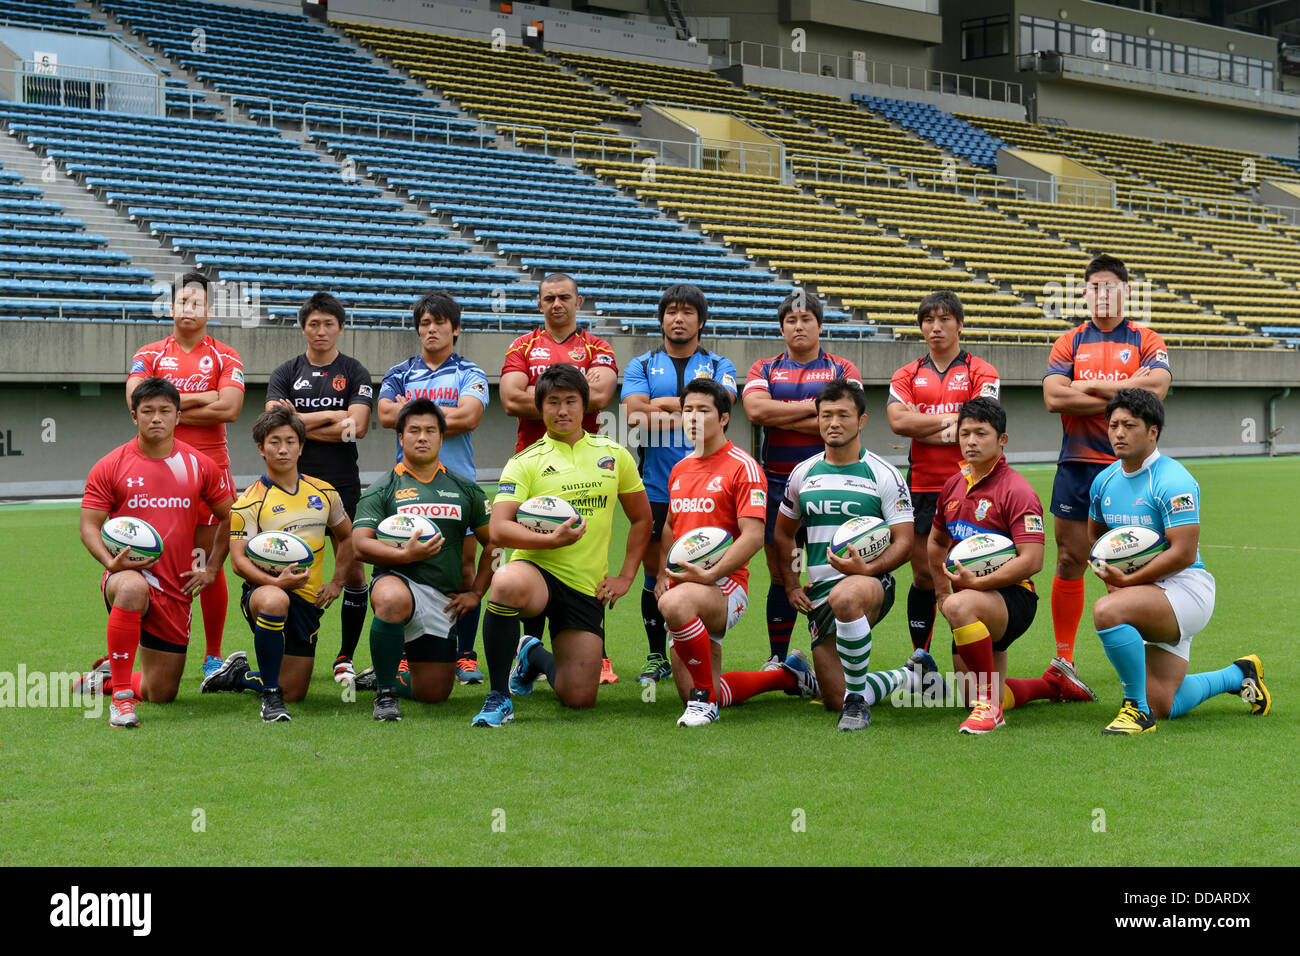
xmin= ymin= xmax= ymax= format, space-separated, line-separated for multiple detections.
xmin=1 ymin=458 xmax=1295 ymax=866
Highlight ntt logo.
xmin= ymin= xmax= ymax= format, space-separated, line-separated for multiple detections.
xmin=126 ymin=494 xmax=191 ymax=509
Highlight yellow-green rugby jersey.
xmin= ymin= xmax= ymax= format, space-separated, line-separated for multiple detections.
xmin=494 ymin=432 xmax=643 ymax=596
xmin=230 ymin=474 xmax=347 ymax=603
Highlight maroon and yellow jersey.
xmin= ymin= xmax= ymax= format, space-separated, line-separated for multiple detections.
xmin=1044 ymin=319 xmax=1170 ymax=465
xmin=888 ymin=351 xmax=1000 ymax=492
xmin=935 ymin=456 xmax=1045 ymax=592
xmin=500 ymin=327 xmax=617 ymax=452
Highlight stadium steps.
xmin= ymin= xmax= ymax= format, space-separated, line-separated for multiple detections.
xmin=0 ymin=129 xmax=189 ymax=285
xmin=90 ymin=0 xmax=203 ymax=89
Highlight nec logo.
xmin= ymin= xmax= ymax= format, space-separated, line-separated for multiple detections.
xmin=804 ymin=500 xmax=863 ymax=516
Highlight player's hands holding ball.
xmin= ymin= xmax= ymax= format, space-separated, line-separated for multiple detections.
xmin=664 ymin=558 xmax=715 ymax=586
xmin=403 ymin=525 xmax=444 ymax=562
xmin=1089 ymin=558 xmax=1128 ymax=590
xmin=275 ymin=563 xmax=311 ymax=592
xmin=942 ymin=557 xmax=982 ymax=591
xmin=550 ymin=515 xmax=586 ymax=547
xmin=826 ymin=545 xmax=874 ymax=579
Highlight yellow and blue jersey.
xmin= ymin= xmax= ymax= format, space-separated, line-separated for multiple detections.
xmin=230 ymin=474 xmax=348 ymax=602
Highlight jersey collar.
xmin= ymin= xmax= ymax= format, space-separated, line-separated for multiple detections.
xmin=542 ymin=430 xmax=590 ymax=452
xmin=920 ymin=350 xmax=968 ymax=375
xmin=963 ymin=454 xmax=1006 ymax=491
xmin=781 ymin=347 xmax=826 ymax=365
xmin=1119 ymin=448 xmax=1161 ymax=477
xmin=261 ymin=473 xmax=300 ymax=495
xmin=395 ymin=461 xmax=446 ymax=483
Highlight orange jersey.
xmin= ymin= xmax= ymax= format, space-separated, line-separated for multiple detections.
xmin=888 ymin=351 xmax=1000 ymax=492
xmin=130 ymin=334 xmax=245 ymax=467
xmin=666 ymin=440 xmax=767 ymax=592
xmin=500 ymin=326 xmax=617 ymax=452
xmin=1044 ymin=319 xmax=1170 ymax=464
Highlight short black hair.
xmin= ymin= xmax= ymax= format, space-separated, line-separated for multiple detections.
xmin=682 ymin=377 xmax=732 ymax=425
xmin=658 ymin=283 xmax=709 ymax=332
xmin=539 ymin=273 xmax=579 ymax=294
xmin=956 ymin=396 xmax=1006 ymax=435
xmin=413 ymin=291 xmax=461 ymax=339
xmin=1106 ymin=388 xmax=1164 ymax=441
xmin=917 ymin=290 xmax=964 ymax=327
xmin=175 ymin=271 xmax=210 ymax=296
xmin=1085 ymin=254 xmax=1128 ymax=284
xmin=397 ymin=397 xmax=446 ymax=435
xmin=535 ymin=363 xmax=589 ymax=412
xmin=777 ymin=288 xmax=823 ymax=326
xmin=815 ymin=378 xmax=866 ymax=417
xmin=298 ymin=291 xmax=347 ymax=329
xmin=253 ymin=406 xmax=306 ymax=446
xmin=130 ymin=376 xmax=181 ymax=412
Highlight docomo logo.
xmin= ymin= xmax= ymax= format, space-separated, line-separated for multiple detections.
xmin=398 ymin=503 xmax=463 ymax=520
xmin=127 ymin=494 xmax=192 ymax=509
xmin=670 ymin=498 xmax=716 ymax=514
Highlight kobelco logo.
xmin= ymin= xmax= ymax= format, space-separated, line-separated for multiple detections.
xmin=127 ymin=494 xmax=191 ymax=508
xmin=670 ymin=498 xmax=716 ymax=513
xmin=399 ymin=503 xmax=463 ymax=520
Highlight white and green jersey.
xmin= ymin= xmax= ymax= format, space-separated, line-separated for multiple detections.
xmin=779 ymin=448 xmax=913 ymax=607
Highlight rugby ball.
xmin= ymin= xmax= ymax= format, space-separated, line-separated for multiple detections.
xmin=101 ymin=516 xmax=163 ymax=565
xmin=667 ymin=525 xmax=734 ymax=573
xmin=516 ymin=495 xmax=580 ymax=533
xmin=1090 ymin=525 xmax=1168 ymax=575
xmin=245 ymin=531 xmax=313 ymax=575
xmin=946 ymin=532 xmax=1017 ymax=578
xmin=829 ymin=515 xmax=891 ymax=563
xmin=376 ymin=513 xmax=441 ymax=548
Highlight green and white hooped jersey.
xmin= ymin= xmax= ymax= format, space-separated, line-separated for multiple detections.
xmin=779 ymin=449 xmax=913 ymax=607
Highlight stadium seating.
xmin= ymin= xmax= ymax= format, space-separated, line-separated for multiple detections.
xmin=853 ymin=94 xmax=1004 ymax=170
xmin=0 ymin=0 xmax=102 ymax=32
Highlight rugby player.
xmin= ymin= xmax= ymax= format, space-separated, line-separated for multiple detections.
xmin=266 ymin=292 xmax=372 ymax=686
xmin=79 ymin=377 xmax=233 ymax=728
xmin=499 ymin=273 xmax=621 ymax=683
xmin=1088 ymin=390 xmax=1269 ymax=734
xmin=775 ymin=379 xmax=939 ymax=732
xmin=1043 ymin=254 xmax=1170 ymax=685
xmin=350 ymin=399 xmax=494 ymax=722
xmin=930 ymin=398 xmax=1096 ymax=735
xmin=743 ymin=290 xmax=861 ymax=667
xmin=378 ymin=292 xmax=489 ymax=686
xmin=887 ymin=291 xmax=1000 ymax=652
xmin=657 ymin=379 xmax=818 ymax=728
xmin=479 ymin=365 xmax=650 ymax=726
xmin=203 ymin=408 xmax=354 ymax=722
xmin=126 ymin=272 xmax=244 ymax=681
xmin=620 ymin=283 xmax=738 ymax=685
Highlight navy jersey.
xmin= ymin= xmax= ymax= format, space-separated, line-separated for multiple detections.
xmin=266 ymin=353 xmax=373 ymax=488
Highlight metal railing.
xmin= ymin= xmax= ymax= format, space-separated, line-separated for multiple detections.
xmin=302 ymin=101 xmax=495 ymax=145
xmin=1058 ymin=54 xmax=1300 ymax=112
xmin=5 ymin=61 xmax=165 ymax=116
xmin=167 ymin=88 xmax=275 ymax=125
xmin=727 ymin=41 xmax=1023 ymax=105
xmin=561 ymin=129 xmax=783 ymax=177
xmin=1122 ymin=189 xmax=1300 ymax=226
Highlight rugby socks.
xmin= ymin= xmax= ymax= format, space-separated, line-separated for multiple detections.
xmin=252 ymin=613 xmax=286 ymax=692
xmin=369 ymin=616 xmax=406 ymax=694
xmin=483 ymin=602 xmax=521 ymax=696
xmin=766 ymin=583 xmax=795 ymax=659
xmin=524 ymin=640 xmax=558 ymax=686
xmin=1051 ymin=575 xmax=1086 ymax=664
xmin=1169 ymin=663 xmax=1245 ymax=719
xmin=456 ymin=603 xmax=481 ymax=657
xmin=835 ymin=616 xmax=873 ymax=698
xmin=337 ymin=585 xmax=369 ymax=660
xmin=953 ymin=621 xmax=995 ymax=702
xmin=1098 ymin=623 xmax=1149 ymax=715
xmin=906 ymin=585 xmax=936 ymax=651
xmin=394 ymin=658 xmax=413 ymax=700
xmin=862 ymin=666 xmax=911 ymax=706
xmin=200 ymin=570 xmax=228 ymax=660
xmin=642 ymin=578 xmax=667 ymax=658
xmin=718 ymin=669 xmax=796 ymax=706
xmin=105 ymin=607 xmax=142 ymax=695
xmin=668 ymin=616 xmax=713 ymax=699
xmin=1003 ymin=678 xmax=1055 ymax=709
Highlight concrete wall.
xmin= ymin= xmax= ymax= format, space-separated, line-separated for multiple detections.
xmin=2 ymin=322 xmax=1298 ymax=495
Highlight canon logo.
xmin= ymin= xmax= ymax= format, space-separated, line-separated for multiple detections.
xmin=127 ymin=494 xmax=191 ymax=509
xmin=670 ymin=498 xmax=716 ymax=514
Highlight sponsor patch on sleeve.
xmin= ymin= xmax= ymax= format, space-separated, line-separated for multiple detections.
xmin=1024 ymin=514 xmax=1044 ymax=534
xmin=232 ymin=368 xmax=245 ymax=385
xmin=895 ymin=496 xmax=911 ymax=513
xmin=498 ymin=481 xmax=517 ymax=496
xmin=594 ymin=353 xmax=614 ymax=366
xmin=469 ymin=381 xmax=486 ymax=394
xmin=1155 ymin=349 xmax=1169 ymax=365
xmin=1170 ymin=493 xmax=1195 ymax=513
xmin=721 ymin=373 xmax=736 ymax=392
xmin=130 ymin=359 xmax=147 ymax=374
xmin=980 ymin=381 xmax=1000 ymax=398
xmin=359 ymin=385 xmax=373 ymax=398
xmin=750 ymin=489 xmax=766 ymax=508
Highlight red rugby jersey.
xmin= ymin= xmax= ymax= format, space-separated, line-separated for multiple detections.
xmin=1044 ymin=319 xmax=1170 ymax=465
xmin=667 ymin=440 xmax=767 ymax=591
xmin=129 ymin=334 xmax=244 ymax=469
xmin=500 ymin=326 xmax=617 ymax=452
xmin=889 ymin=350 xmax=1000 ymax=492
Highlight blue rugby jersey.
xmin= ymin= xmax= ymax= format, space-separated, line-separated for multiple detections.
xmin=379 ymin=353 xmax=489 ymax=479
xmin=1089 ymin=449 xmax=1205 ymax=571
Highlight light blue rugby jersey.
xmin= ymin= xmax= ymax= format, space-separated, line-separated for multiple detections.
xmin=1088 ymin=449 xmax=1205 ymax=571
xmin=379 ymin=353 xmax=488 ymax=480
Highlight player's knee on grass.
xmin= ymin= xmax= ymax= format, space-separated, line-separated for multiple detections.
xmin=279 ymin=657 xmax=313 ymax=701
xmin=370 ymin=577 xmax=413 ymax=622
xmin=410 ymin=663 xmax=455 ymax=703
xmin=812 ymin=643 xmax=844 ymax=711
xmin=138 ymin=648 xmax=184 ymax=703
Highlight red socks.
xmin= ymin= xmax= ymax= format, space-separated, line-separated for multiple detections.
xmin=200 ymin=570 xmax=228 ymax=659
xmin=1004 ymin=677 xmax=1055 ymax=709
xmin=106 ymin=607 xmax=141 ymax=695
xmin=953 ymin=621 xmax=994 ymax=701
xmin=1051 ymin=575 xmax=1085 ymax=663
xmin=668 ymin=617 xmax=713 ymax=698
xmin=719 ymin=669 xmax=796 ymax=707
